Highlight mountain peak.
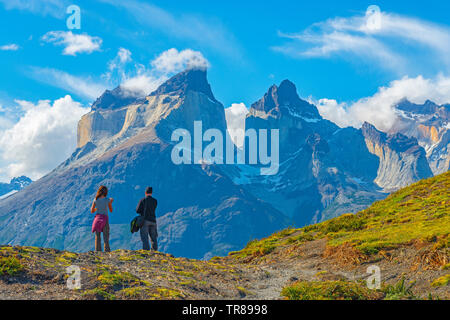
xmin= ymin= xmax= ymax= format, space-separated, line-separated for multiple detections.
xmin=91 ymin=86 xmax=139 ymax=111
xmin=361 ymin=122 xmax=385 ymax=143
xmin=395 ymin=99 xmax=440 ymax=115
xmin=150 ymin=68 xmax=216 ymax=101
xmin=278 ymin=79 xmax=298 ymax=101
xmin=250 ymin=80 xmax=321 ymax=119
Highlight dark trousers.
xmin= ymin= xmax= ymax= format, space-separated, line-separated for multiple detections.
xmin=95 ymin=222 xmax=110 ymax=252
xmin=140 ymin=220 xmax=158 ymax=251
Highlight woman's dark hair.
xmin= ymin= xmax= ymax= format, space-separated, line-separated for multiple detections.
xmin=95 ymin=185 xmax=108 ymax=200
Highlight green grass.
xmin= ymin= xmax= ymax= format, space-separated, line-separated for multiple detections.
xmin=382 ymin=278 xmax=416 ymax=300
xmin=82 ymin=288 xmax=116 ymax=300
xmin=431 ymin=274 xmax=450 ymax=287
xmin=229 ymin=228 xmax=297 ymax=259
xmin=97 ymin=271 xmax=140 ymax=288
xmin=55 ymin=252 xmax=78 ymax=266
xmin=281 ymin=280 xmax=381 ymax=300
xmin=0 ymin=256 xmax=24 ymax=276
xmin=119 ymin=286 xmax=151 ymax=298
xmin=231 ymin=172 xmax=450 ymax=259
xmin=155 ymin=287 xmax=183 ymax=299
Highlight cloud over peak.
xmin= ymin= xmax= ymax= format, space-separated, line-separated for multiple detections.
xmin=151 ymin=48 xmax=210 ymax=73
xmin=113 ymin=48 xmax=210 ymax=97
xmin=42 ymin=31 xmax=102 ymax=56
xmin=314 ymin=74 xmax=450 ymax=132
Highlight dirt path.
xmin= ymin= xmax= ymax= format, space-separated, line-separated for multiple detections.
xmin=244 ymin=265 xmax=318 ymax=300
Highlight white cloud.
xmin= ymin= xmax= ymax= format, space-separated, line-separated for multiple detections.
xmin=117 ymin=48 xmax=132 ymax=64
xmin=225 ymin=103 xmax=248 ymax=147
xmin=25 ymin=48 xmax=210 ymax=102
xmin=106 ymin=48 xmax=132 ymax=77
xmin=0 ymin=0 xmax=67 ymax=18
xmin=0 ymin=116 xmax=13 ymax=132
xmin=0 ymin=95 xmax=89 ymax=181
xmin=42 ymin=31 xmax=102 ymax=56
xmin=99 ymin=0 xmax=242 ymax=59
xmin=313 ymin=75 xmax=450 ymax=131
xmin=274 ymin=6 xmax=450 ymax=73
xmin=116 ymin=48 xmax=209 ymax=97
xmin=26 ymin=67 xmax=107 ymax=100
xmin=0 ymin=44 xmax=19 ymax=51
xmin=151 ymin=48 xmax=210 ymax=73
xmin=120 ymin=74 xmax=165 ymax=97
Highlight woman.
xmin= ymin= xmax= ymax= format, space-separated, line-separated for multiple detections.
xmin=91 ymin=185 xmax=113 ymax=252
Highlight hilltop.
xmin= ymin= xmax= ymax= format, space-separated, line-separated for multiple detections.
xmin=0 ymin=172 xmax=448 ymax=300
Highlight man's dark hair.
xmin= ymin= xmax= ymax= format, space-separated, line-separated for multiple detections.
xmin=145 ymin=187 xmax=153 ymax=195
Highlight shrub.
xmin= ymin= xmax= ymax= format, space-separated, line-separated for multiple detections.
xmin=0 ymin=256 xmax=24 ymax=276
xmin=281 ymin=280 xmax=381 ymax=300
xmin=382 ymin=278 xmax=416 ymax=300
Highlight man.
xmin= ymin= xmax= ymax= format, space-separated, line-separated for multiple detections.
xmin=136 ymin=187 xmax=158 ymax=251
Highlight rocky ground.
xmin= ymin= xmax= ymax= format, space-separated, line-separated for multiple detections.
xmin=0 ymin=238 xmax=448 ymax=300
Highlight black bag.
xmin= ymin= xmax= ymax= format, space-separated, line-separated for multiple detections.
xmin=130 ymin=215 xmax=145 ymax=233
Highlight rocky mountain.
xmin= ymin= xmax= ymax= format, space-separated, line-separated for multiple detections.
xmin=362 ymin=122 xmax=433 ymax=191
xmin=0 ymin=69 xmax=287 ymax=259
xmin=389 ymin=99 xmax=450 ymax=174
xmin=0 ymin=69 xmax=446 ymax=259
xmin=227 ymin=80 xmax=432 ymax=226
xmin=0 ymin=176 xmax=32 ymax=199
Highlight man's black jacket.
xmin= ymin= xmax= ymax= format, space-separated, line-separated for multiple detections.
xmin=136 ymin=196 xmax=158 ymax=223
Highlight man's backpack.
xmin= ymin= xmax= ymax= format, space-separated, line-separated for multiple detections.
xmin=130 ymin=215 xmax=145 ymax=233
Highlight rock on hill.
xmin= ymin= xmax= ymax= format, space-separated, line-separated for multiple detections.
xmin=0 ymin=172 xmax=448 ymax=300
xmin=362 ymin=122 xmax=433 ymax=191
xmin=390 ymin=99 xmax=450 ymax=174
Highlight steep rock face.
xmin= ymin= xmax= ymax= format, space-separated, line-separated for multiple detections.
xmin=362 ymin=122 xmax=433 ymax=191
xmin=77 ymin=70 xmax=226 ymax=152
xmin=0 ymin=69 xmax=288 ymax=259
xmin=246 ymin=80 xmax=334 ymax=155
xmin=150 ymin=69 xmax=217 ymax=102
xmin=91 ymin=86 xmax=140 ymax=111
xmin=390 ymin=99 xmax=450 ymax=174
xmin=77 ymin=86 xmax=143 ymax=148
xmin=428 ymin=130 xmax=450 ymax=174
xmin=249 ymin=80 xmax=320 ymax=119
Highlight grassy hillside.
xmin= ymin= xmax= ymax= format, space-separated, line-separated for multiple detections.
xmin=230 ymin=171 xmax=449 ymax=260
xmin=227 ymin=171 xmax=449 ymax=300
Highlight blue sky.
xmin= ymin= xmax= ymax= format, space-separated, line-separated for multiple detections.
xmin=0 ymin=0 xmax=450 ymax=182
